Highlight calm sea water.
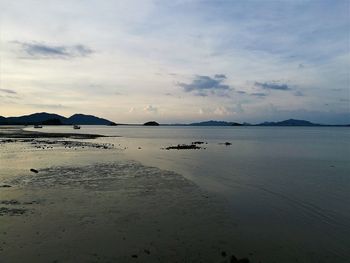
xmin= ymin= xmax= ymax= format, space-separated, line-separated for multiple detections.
xmin=26 ymin=125 xmax=350 ymax=261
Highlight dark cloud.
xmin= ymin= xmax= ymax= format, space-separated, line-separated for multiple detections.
xmin=250 ymin=92 xmax=267 ymax=97
xmin=14 ymin=41 xmax=93 ymax=59
xmin=255 ymin=81 xmax=290 ymax=91
xmin=237 ymin=90 xmax=247 ymax=94
xmin=0 ymin=88 xmax=17 ymax=94
xmin=178 ymin=74 xmax=231 ymax=96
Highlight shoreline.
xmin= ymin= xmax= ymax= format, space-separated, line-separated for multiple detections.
xmin=0 ymin=126 xmax=110 ymax=140
xmin=0 ymin=127 xmax=253 ymax=263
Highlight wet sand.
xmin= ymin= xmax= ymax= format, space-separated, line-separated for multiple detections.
xmin=0 ymin=127 xmax=252 ymax=263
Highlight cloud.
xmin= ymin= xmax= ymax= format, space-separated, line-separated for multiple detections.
xmin=178 ymin=74 xmax=231 ymax=96
xmin=14 ymin=41 xmax=94 ymax=59
xmin=0 ymin=88 xmax=17 ymax=94
xmin=255 ymin=81 xmax=290 ymax=91
xmin=144 ymin=105 xmax=158 ymax=113
xmin=27 ymin=103 xmax=68 ymax=109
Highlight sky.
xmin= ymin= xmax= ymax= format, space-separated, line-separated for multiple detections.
xmin=0 ymin=0 xmax=349 ymax=124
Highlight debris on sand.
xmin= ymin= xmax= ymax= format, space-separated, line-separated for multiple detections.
xmin=30 ymin=169 xmax=39 ymax=173
xmin=0 ymin=207 xmax=27 ymax=216
xmin=0 ymin=200 xmax=20 ymax=205
xmin=164 ymin=144 xmax=201 ymax=150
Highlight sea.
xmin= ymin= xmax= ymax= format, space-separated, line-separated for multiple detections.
xmin=25 ymin=125 xmax=350 ymax=261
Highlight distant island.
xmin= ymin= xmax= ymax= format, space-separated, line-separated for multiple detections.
xmin=0 ymin=112 xmax=117 ymax=126
xmin=144 ymin=121 xmax=160 ymax=126
xmin=0 ymin=113 xmax=348 ymax=127
xmin=184 ymin=119 xmax=349 ymax=127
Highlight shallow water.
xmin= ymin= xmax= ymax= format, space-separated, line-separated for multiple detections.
xmin=7 ymin=126 xmax=350 ymax=261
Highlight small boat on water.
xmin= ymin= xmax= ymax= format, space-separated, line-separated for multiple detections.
xmin=73 ymin=125 xmax=81 ymax=129
xmin=34 ymin=125 xmax=43 ymax=128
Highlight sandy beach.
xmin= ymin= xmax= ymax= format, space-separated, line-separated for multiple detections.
xmin=0 ymin=127 xmax=252 ymax=263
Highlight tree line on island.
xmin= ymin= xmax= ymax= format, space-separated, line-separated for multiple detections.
xmin=0 ymin=112 xmax=348 ymax=127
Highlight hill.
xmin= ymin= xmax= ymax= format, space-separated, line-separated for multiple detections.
xmin=67 ymin=114 xmax=113 ymax=125
xmin=5 ymin=112 xmax=67 ymax=125
xmin=0 ymin=112 xmax=116 ymax=125
xmin=257 ymin=119 xmax=320 ymax=126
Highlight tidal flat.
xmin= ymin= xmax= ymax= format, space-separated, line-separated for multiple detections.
xmin=0 ymin=127 xmax=249 ymax=263
xmin=1 ymin=126 xmax=349 ymax=263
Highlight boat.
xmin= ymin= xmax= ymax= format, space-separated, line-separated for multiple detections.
xmin=34 ymin=125 xmax=43 ymax=128
xmin=73 ymin=125 xmax=81 ymax=129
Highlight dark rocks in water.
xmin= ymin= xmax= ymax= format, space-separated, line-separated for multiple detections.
xmin=219 ymin=142 xmax=232 ymax=146
xmin=165 ymin=144 xmax=201 ymax=150
xmin=30 ymin=169 xmax=39 ymax=173
xmin=221 ymin=251 xmax=227 ymax=257
xmin=0 ymin=200 xmax=20 ymax=205
xmin=144 ymin=249 xmax=150 ymax=255
xmin=0 ymin=207 xmax=27 ymax=216
xmin=1 ymin=130 xmax=106 ymax=140
xmin=191 ymin=141 xmax=207 ymax=145
xmin=143 ymin=121 xmax=159 ymax=126
xmin=0 ymin=184 xmax=12 ymax=188
xmin=131 ymin=254 xmax=138 ymax=258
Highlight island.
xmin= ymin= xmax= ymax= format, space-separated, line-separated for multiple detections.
xmin=143 ymin=121 xmax=160 ymax=126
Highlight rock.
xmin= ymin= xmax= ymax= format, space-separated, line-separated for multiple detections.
xmin=165 ymin=144 xmax=201 ymax=150
xmin=192 ymin=141 xmax=205 ymax=145
xmin=131 ymin=254 xmax=138 ymax=258
xmin=221 ymin=251 xmax=227 ymax=257
xmin=0 ymin=185 xmax=11 ymax=188
xmin=30 ymin=169 xmax=39 ymax=173
xmin=144 ymin=249 xmax=150 ymax=255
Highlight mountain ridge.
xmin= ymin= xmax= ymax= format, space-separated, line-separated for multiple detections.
xmin=0 ymin=112 xmax=116 ymax=125
xmin=0 ymin=113 xmax=348 ymax=126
